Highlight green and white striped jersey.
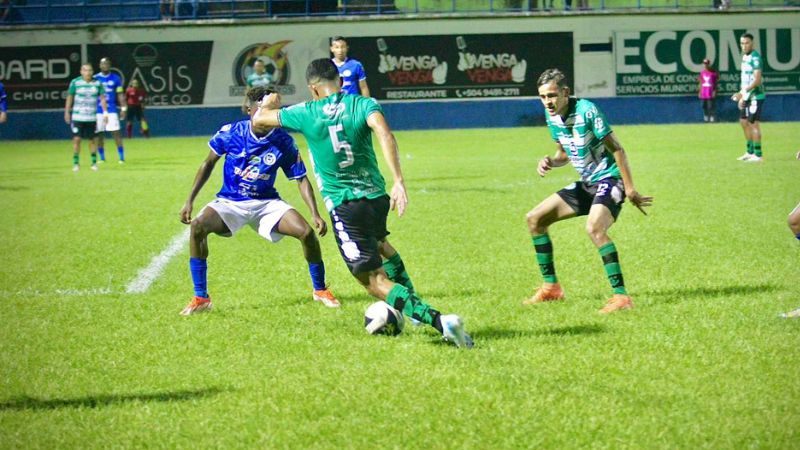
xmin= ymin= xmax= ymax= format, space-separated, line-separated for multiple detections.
xmin=68 ymin=77 xmax=104 ymax=122
xmin=740 ymin=50 xmax=766 ymax=100
xmin=545 ymin=98 xmax=620 ymax=184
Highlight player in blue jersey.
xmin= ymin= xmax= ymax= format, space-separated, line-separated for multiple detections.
xmin=179 ymin=86 xmax=340 ymax=315
xmin=0 ymin=81 xmax=7 ymax=124
xmin=524 ymin=68 xmax=652 ymax=313
xmin=331 ymin=36 xmax=370 ymax=97
xmin=94 ymin=57 xmax=126 ymax=163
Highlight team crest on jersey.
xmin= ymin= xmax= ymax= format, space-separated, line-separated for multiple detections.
xmin=594 ymin=117 xmax=605 ymax=132
xmin=264 ymin=153 xmax=277 ymax=166
xmin=231 ymin=41 xmax=296 ymax=96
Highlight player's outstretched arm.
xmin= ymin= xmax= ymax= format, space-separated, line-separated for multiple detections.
xmin=359 ymin=79 xmax=371 ymax=98
xmin=64 ymin=95 xmax=73 ymax=124
xmin=252 ymin=93 xmax=282 ymax=133
xmin=296 ymin=175 xmax=327 ymax=237
xmin=603 ymin=132 xmax=653 ymax=215
xmin=367 ymin=111 xmax=407 ymax=217
xmin=180 ymin=150 xmax=220 ymax=224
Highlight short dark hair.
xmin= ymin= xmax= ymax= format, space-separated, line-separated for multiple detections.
xmin=741 ymin=33 xmax=754 ymax=41
xmin=306 ymin=58 xmax=339 ymax=84
xmin=246 ymin=85 xmax=274 ymax=106
xmin=331 ymin=36 xmax=347 ymax=44
xmin=537 ymin=68 xmax=568 ymax=89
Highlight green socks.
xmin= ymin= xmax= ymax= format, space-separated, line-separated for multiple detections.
xmin=72 ymin=153 xmax=79 ymax=165
xmin=91 ymin=153 xmax=97 ymax=165
xmin=753 ymin=141 xmax=762 ymax=157
xmin=747 ymin=140 xmax=754 ymax=155
xmin=382 ymin=252 xmax=415 ymax=294
xmin=599 ymin=242 xmax=627 ymax=295
xmin=532 ymin=234 xmax=557 ymax=283
xmin=386 ymin=284 xmax=441 ymax=332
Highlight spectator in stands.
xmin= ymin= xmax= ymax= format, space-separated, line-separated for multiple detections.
xmin=698 ymin=58 xmax=718 ymax=123
xmin=160 ymin=0 xmax=174 ymax=19
xmin=0 ymin=81 xmax=7 ymax=123
xmin=125 ymin=79 xmax=149 ymax=138
xmin=330 ymin=36 xmax=370 ymax=97
xmin=241 ymin=59 xmax=272 ymax=115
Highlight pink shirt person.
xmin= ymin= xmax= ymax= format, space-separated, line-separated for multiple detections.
xmin=699 ymin=59 xmax=718 ymax=99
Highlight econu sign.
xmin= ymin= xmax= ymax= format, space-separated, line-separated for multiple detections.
xmin=615 ymin=28 xmax=799 ymax=96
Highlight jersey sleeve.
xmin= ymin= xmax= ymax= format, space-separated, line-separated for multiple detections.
xmin=114 ymin=76 xmax=124 ymax=93
xmin=356 ymin=61 xmax=367 ymax=81
xmin=752 ymin=53 xmax=763 ymax=71
xmin=277 ymin=103 xmax=306 ymax=132
xmin=360 ymin=96 xmax=382 ymax=120
xmin=280 ymin=139 xmax=308 ymax=180
xmin=68 ymin=79 xmax=77 ymax=95
xmin=208 ymin=123 xmax=233 ymax=156
xmin=585 ymin=103 xmax=612 ymax=141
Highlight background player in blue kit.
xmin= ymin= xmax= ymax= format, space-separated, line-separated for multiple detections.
xmin=179 ymin=86 xmax=340 ymax=315
xmin=0 ymin=81 xmax=7 ymax=124
xmin=330 ymin=36 xmax=370 ymax=97
xmin=94 ymin=57 xmax=126 ymax=163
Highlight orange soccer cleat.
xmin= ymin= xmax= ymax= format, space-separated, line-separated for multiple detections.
xmin=313 ymin=288 xmax=340 ymax=308
xmin=523 ymin=283 xmax=565 ymax=305
xmin=180 ymin=296 xmax=212 ymax=316
xmin=599 ymin=294 xmax=634 ymax=314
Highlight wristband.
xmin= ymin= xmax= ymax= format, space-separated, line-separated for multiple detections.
xmin=121 ymin=106 xmax=128 ymax=112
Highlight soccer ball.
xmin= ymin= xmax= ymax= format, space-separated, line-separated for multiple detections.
xmin=364 ymin=301 xmax=405 ymax=336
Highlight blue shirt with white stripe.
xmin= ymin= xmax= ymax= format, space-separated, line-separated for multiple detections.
xmin=208 ymin=121 xmax=306 ymax=201
xmin=333 ymin=58 xmax=366 ymax=95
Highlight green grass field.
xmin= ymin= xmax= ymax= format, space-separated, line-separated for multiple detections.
xmin=0 ymin=122 xmax=798 ymax=448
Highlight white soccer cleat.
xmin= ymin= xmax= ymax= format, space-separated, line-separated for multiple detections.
xmin=744 ymin=155 xmax=763 ymax=163
xmin=72 ymin=165 xmax=80 ymax=172
xmin=91 ymin=164 xmax=99 ymax=171
xmin=440 ymin=314 xmax=474 ymax=349
xmin=736 ymin=153 xmax=754 ymax=161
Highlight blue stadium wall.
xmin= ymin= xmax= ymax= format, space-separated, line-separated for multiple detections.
xmin=3 ymin=93 xmax=799 ymax=140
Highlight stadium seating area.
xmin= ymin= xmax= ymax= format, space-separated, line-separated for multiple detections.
xmin=1 ymin=0 xmax=796 ymax=25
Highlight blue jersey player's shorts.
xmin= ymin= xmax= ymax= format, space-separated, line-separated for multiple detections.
xmin=329 ymin=195 xmax=391 ymax=275
xmin=557 ymin=178 xmax=626 ymax=220
xmin=204 ymin=197 xmax=294 ymax=242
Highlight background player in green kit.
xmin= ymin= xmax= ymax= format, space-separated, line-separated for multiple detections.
xmin=241 ymin=59 xmax=273 ymax=115
xmin=524 ymin=68 xmax=653 ymax=314
xmin=732 ymin=33 xmax=766 ymax=162
xmin=64 ymin=63 xmax=107 ymax=172
xmin=253 ymin=58 xmax=473 ymax=348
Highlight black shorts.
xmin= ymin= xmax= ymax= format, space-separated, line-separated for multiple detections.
xmin=739 ymin=97 xmax=765 ymax=123
xmin=329 ymin=195 xmax=391 ymax=275
xmin=557 ymin=178 xmax=626 ymax=220
xmin=71 ymin=121 xmax=96 ymax=139
xmin=127 ymin=105 xmax=143 ymax=122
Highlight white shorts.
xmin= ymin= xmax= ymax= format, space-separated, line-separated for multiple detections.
xmin=96 ymin=112 xmax=121 ymax=132
xmin=204 ymin=198 xmax=294 ymax=242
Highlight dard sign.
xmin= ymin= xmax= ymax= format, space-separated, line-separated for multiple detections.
xmin=615 ymin=28 xmax=799 ymax=96
xmin=0 ymin=45 xmax=82 ymax=109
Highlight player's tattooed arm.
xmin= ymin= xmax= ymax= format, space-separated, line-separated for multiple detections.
xmin=368 ymin=111 xmax=407 ymax=217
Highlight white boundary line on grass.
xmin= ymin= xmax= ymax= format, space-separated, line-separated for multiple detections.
xmin=125 ymin=228 xmax=190 ymax=294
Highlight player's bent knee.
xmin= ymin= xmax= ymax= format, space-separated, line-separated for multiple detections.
xmin=190 ymin=218 xmax=211 ymax=240
xmin=789 ymin=214 xmax=800 ymax=235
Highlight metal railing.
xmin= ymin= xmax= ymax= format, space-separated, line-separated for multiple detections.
xmin=1 ymin=0 xmax=796 ymax=25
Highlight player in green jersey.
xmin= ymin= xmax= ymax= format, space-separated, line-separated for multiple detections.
xmin=241 ymin=59 xmax=273 ymax=115
xmin=252 ymin=58 xmax=473 ymax=348
xmin=524 ymin=68 xmax=653 ymax=314
xmin=64 ymin=63 xmax=107 ymax=172
xmin=732 ymin=33 xmax=766 ymax=162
